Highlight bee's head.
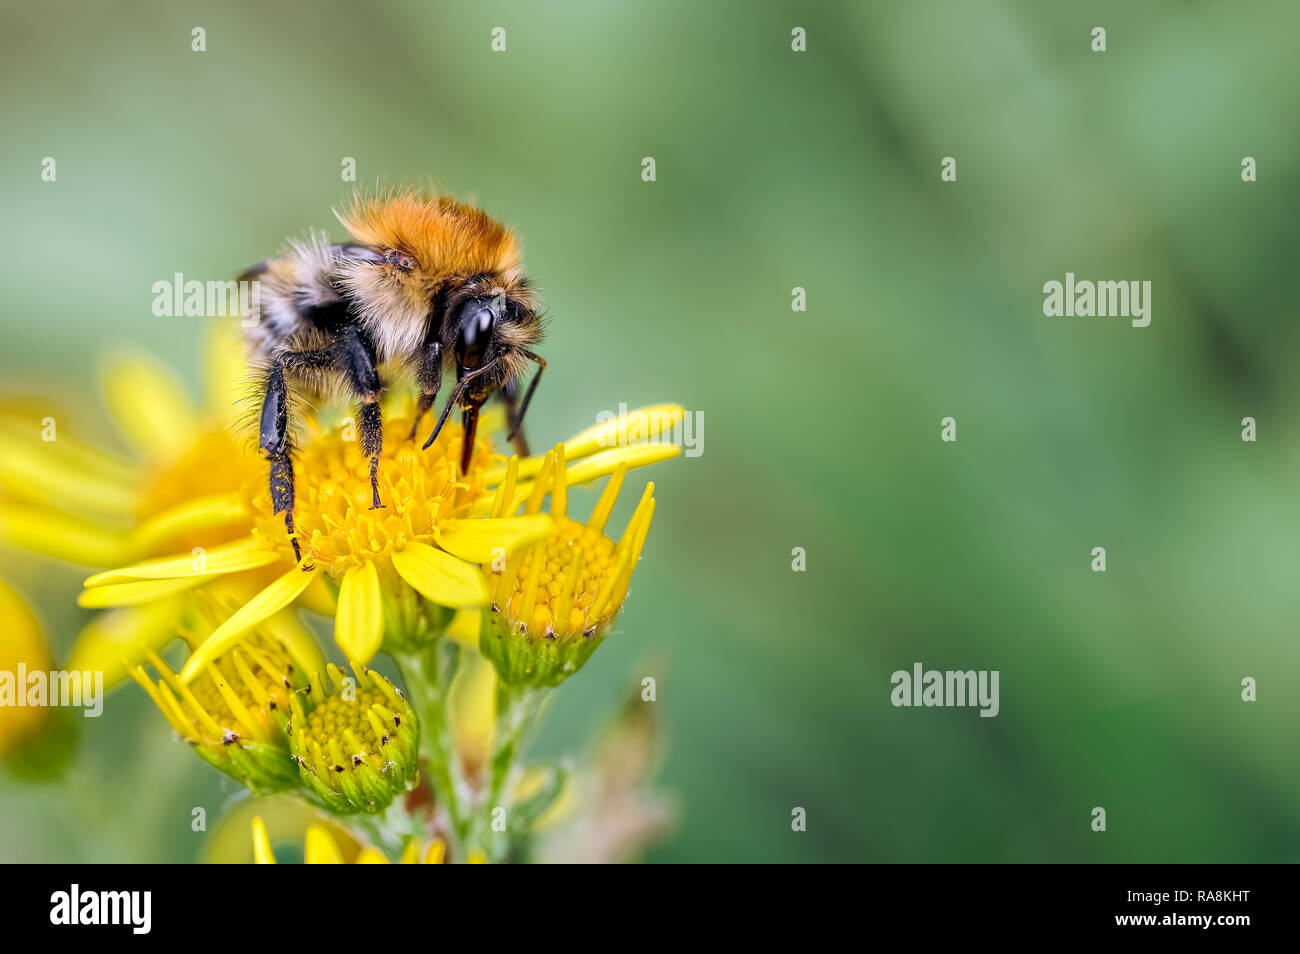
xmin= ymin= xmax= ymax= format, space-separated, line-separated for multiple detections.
xmin=441 ymin=278 xmax=542 ymax=395
xmin=333 ymin=189 xmax=530 ymax=359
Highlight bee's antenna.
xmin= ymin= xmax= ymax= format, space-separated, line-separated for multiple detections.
xmin=423 ymin=363 xmax=496 ymax=452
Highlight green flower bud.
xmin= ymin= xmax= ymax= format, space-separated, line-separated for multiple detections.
xmin=289 ymin=663 xmax=418 ymax=814
xmin=482 ymin=455 xmax=657 ymax=688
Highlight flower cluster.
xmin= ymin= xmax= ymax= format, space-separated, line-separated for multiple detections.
xmin=0 ymin=329 xmax=681 ymax=862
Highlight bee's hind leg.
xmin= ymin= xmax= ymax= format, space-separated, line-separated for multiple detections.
xmin=259 ymin=347 xmax=332 ymax=564
xmin=259 ymin=360 xmax=303 ymax=563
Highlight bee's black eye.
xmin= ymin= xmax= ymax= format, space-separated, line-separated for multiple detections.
xmin=383 ymin=249 xmax=417 ymax=272
xmin=454 ymin=298 xmax=500 ymax=370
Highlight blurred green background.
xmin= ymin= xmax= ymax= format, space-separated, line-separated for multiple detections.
xmin=2 ymin=0 xmax=1298 ymax=862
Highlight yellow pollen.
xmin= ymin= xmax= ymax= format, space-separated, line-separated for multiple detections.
xmin=251 ymin=416 xmax=494 ymax=576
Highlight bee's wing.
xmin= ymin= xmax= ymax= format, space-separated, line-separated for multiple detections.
xmin=335 ymin=243 xmax=383 ymax=264
xmin=238 ymin=259 xmax=270 ymax=284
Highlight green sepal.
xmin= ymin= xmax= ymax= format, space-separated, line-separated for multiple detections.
xmin=479 ymin=609 xmax=608 ymax=687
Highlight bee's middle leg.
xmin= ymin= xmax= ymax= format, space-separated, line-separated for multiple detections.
xmin=335 ymin=326 xmax=386 ymax=510
xmin=407 ymin=338 xmax=443 ymax=441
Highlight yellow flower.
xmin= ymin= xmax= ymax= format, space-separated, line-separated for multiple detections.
xmin=481 ymin=446 xmax=657 ymax=686
xmin=251 ymin=815 xmax=449 ymax=864
xmin=130 ymin=626 xmax=322 ymax=794
xmin=0 ymin=330 xmax=257 ymax=566
xmin=79 ymin=403 xmax=681 ymax=678
xmin=0 ymin=578 xmax=52 ymax=755
xmin=0 ymin=332 xmax=272 ymax=689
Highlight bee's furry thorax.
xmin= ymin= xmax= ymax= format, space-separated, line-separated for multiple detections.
xmin=335 ymin=188 xmax=524 ymax=283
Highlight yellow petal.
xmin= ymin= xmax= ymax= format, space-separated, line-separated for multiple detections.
xmin=295 ymin=572 xmax=338 ymax=617
xmin=335 ymin=562 xmax=383 ymax=664
xmin=423 ymin=839 xmax=446 ymax=864
xmin=102 ymin=353 xmax=198 ymax=460
xmin=355 ymin=847 xmax=390 ymax=864
xmin=66 ymin=597 xmax=183 ymax=690
xmin=450 ymin=651 xmax=497 ymax=775
xmin=0 ymin=412 xmax=137 ymax=485
xmin=256 ymin=608 xmax=328 ymax=686
xmin=0 ymin=501 xmax=133 ymax=567
xmin=562 ymin=404 xmax=686 ymax=460
xmin=436 ymin=515 xmax=552 ymax=564
xmin=130 ymin=494 xmax=248 ymax=553
xmin=203 ymin=322 xmax=250 ymax=424
xmin=179 ymin=565 xmax=320 ymax=683
xmin=471 ymin=444 xmax=680 ymax=517
xmin=0 ymin=579 xmax=52 ymax=754
xmin=562 ymin=444 xmax=680 ymax=489
xmin=199 ymin=795 xmax=324 ymax=863
xmin=0 ymin=430 xmax=137 ymax=516
xmin=78 ymin=575 xmax=210 ymax=608
xmin=304 ymin=824 xmax=345 ymax=864
xmin=445 ymin=607 xmax=482 ymax=649
xmin=391 ymin=542 xmax=489 ymax=609
xmin=484 ymin=404 xmax=686 ymax=485
xmin=0 ymin=579 xmax=49 ymax=669
xmin=84 ymin=536 xmax=278 ymax=586
xmin=251 ymin=817 xmax=276 ymax=864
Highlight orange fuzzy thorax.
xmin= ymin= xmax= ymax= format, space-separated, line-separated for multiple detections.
xmin=336 ymin=190 xmax=522 ymax=280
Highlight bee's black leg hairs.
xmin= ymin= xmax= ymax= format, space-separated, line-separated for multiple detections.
xmin=506 ymin=350 xmax=546 ymax=449
xmin=333 ymin=326 xmax=385 ymax=510
xmin=500 ymin=377 xmax=530 ymax=458
xmin=259 ymin=348 xmax=332 ymax=564
xmin=407 ymin=339 xmax=443 ymax=441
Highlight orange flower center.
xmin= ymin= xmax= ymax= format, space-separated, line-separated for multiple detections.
xmin=488 ymin=517 xmax=620 ymax=637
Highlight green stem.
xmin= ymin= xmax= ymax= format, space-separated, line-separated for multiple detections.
xmin=393 ymin=641 xmax=472 ymax=856
xmin=349 ymin=798 xmax=421 ymax=858
xmin=474 ymin=682 xmax=546 ymax=863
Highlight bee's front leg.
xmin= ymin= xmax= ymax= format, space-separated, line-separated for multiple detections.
xmin=506 ymin=349 xmax=546 ymax=455
xmin=500 ymin=375 xmax=530 ymax=458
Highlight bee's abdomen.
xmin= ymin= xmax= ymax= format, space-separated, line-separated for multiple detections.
xmin=241 ymin=232 xmax=351 ymax=359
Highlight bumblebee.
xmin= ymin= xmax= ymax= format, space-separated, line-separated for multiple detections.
xmin=241 ymin=189 xmax=546 ymax=562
